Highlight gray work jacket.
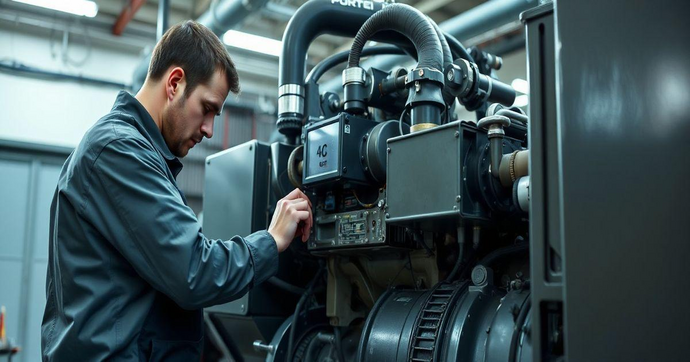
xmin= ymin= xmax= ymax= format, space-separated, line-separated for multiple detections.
xmin=41 ymin=91 xmax=278 ymax=361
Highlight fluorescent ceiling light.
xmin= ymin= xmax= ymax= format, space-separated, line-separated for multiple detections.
xmin=13 ymin=0 xmax=98 ymax=17
xmin=513 ymin=94 xmax=529 ymax=108
xmin=511 ymin=78 xmax=529 ymax=94
xmin=223 ymin=30 xmax=282 ymax=57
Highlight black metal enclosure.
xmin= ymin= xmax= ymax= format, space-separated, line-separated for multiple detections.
xmin=550 ymin=0 xmax=690 ymax=361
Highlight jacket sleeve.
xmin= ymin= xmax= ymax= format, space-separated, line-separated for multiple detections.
xmin=88 ymin=137 xmax=278 ymax=310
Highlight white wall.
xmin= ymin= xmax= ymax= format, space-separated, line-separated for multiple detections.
xmin=0 ymin=25 xmax=142 ymax=148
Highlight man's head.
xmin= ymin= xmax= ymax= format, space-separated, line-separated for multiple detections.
xmin=142 ymin=20 xmax=240 ymax=157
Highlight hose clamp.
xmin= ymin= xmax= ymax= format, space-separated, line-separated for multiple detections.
xmin=342 ymin=67 xmax=367 ymax=85
xmin=279 ymin=84 xmax=304 ymax=97
xmin=509 ymin=150 xmax=519 ymax=182
xmin=406 ymin=67 xmax=445 ymax=86
xmin=278 ymin=94 xmax=304 ymax=115
xmin=278 ymin=84 xmax=305 ymax=115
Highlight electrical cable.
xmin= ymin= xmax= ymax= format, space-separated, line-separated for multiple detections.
xmin=414 ymin=232 xmax=434 ymax=256
xmin=444 ymin=228 xmax=465 ymax=283
xmin=508 ymin=296 xmax=531 ymax=362
xmin=442 ymin=30 xmax=474 ymax=63
xmin=306 ymin=45 xmax=413 ymax=84
xmin=0 ymin=60 xmax=129 ymax=89
xmin=352 ymin=189 xmax=375 ymax=208
xmin=407 ymin=252 xmax=419 ymax=290
xmin=398 ymin=108 xmax=409 ymax=136
xmin=287 ymin=265 xmax=326 ymax=362
xmin=479 ymin=242 xmax=529 ymax=267
xmin=267 ymin=276 xmax=306 ymax=295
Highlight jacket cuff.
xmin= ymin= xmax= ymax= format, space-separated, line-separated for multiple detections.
xmin=243 ymin=230 xmax=279 ymax=286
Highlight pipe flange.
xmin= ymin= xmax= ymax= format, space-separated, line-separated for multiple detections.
xmin=446 ymin=59 xmax=477 ymax=98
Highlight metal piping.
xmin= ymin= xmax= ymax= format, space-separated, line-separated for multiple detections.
xmin=276 ymin=0 xmax=413 ymax=138
xmin=321 ymin=0 xmax=537 ymax=93
xmin=156 ymin=0 xmax=169 ymax=40
xmin=197 ymin=0 xmax=271 ymax=35
xmin=132 ymin=0 xmax=272 ymax=92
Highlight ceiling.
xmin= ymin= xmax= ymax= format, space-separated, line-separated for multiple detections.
xmin=0 ymin=0 xmax=523 ymax=100
xmin=87 ymin=0 xmax=489 ymax=61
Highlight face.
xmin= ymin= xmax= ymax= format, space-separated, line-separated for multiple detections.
xmin=161 ymin=68 xmax=229 ymax=158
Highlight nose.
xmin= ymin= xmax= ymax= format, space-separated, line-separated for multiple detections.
xmin=201 ymin=117 xmax=214 ymax=139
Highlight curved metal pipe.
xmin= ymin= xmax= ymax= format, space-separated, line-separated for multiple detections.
xmin=279 ymin=0 xmax=411 ymax=87
xmin=277 ymin=0 xmax=413 ymax=137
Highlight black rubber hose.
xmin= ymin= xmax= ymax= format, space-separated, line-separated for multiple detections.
xmin=479 ymin=243 xmax=529 ymax=267
xmin=348 ymin=3 xmax=442 ymax=71
xmin=509 ymin=296 xmax=532 ymax=362
xmin=428 ymin=18 xmax=454 ymax=106
xmin=430 ymin=18 xmax=452 ymax=74
xmin=443 ymin=31 xmax=473 ymax=63
xmin=306 ymin=45 xmax=413 ymax=84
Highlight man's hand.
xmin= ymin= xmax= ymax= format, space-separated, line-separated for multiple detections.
xmin=267 ymin=188 xmax=313 ymax=253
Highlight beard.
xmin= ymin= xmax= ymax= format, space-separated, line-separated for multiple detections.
xmin=161 ymin=96 xmax=191 ymax=158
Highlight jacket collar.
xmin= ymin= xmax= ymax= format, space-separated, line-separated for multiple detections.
xmin=111 ymin=91 xmax=183 ymax=177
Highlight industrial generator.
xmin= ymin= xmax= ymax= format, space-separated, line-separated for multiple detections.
xmin=201 ymin=0 xmax=690 ymax=361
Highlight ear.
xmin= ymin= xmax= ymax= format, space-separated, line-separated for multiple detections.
xmin=165 ymin=67 xmax=186 ymax=102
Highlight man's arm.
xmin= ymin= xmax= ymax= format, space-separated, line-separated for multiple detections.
xmin=89 ymin=137 xmax=284 ymax=310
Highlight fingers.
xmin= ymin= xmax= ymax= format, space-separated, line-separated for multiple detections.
xmin=284 ymin=188 xmax=312 ymax=208
xmin=288 ymin=199 xmax=310 ymax=210
xmin=293 ymin=209 xmax=312 ymax=242
xmin=273 ymin=189 xmax=314 ymax=244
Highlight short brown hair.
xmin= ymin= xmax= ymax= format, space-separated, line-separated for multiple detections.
xmin=148 ymin=20 xmax=240 ymax=96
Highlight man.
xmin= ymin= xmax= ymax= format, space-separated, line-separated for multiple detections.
xmin=41 ymin=20 xmax=312 ymax=361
